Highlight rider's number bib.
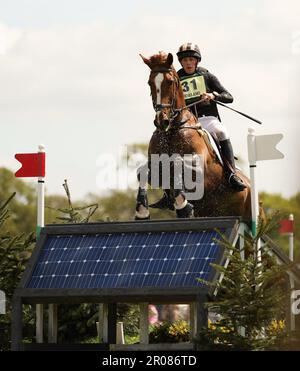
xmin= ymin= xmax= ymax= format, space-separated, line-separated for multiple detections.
xmin=180 ymin=75 xmax=206 ymax=101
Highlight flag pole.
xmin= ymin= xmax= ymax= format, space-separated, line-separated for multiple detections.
xmin=36 ymin=144 xmax=45 ymax=343
xmin=36 ymin=144 xmax=45 ymax=239
xmin=14 ymin=145 xmax=46 ymax=343
xmin=289 ymin=214 xmax=294 ymax=261
xmin=247 ymin=128 xmax=259 ymax=236
xmin=247 ymin=127 xmax=262 ymax=273
xmin=289 ymin=213 xmax=295 ymax=332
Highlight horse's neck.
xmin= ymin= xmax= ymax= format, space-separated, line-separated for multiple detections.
xmin=175 ymin=84 xmax=186 ymax=110
xmin=174 ymin=80 xmax=193 ymax=122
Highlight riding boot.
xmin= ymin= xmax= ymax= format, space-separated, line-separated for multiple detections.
xmin=219 ymin=139 xmax=246 ymax=191
xmin=149 ymin=190 xmax=175 ymax=211
xmin=135 ymin=187 xmax=150 ymax=220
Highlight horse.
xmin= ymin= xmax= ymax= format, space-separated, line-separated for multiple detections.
xmin=135 ymin=51 xmax=252 ymax=222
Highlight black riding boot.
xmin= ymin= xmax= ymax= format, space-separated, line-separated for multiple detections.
xmin=220 ymin=139 xmax=246 ymax=191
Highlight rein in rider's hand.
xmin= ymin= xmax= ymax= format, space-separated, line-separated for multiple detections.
xmin=200 ymin=93 xmax=216 ymax=102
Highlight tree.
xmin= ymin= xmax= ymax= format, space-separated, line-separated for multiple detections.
xmin=260 ymin=192 xmax=300 ymax=259
xmin=46 ymin=180 xmax=98 ymax=223
xmin=0 ymin=168 xmax=36 ymax=235
xmin=0 ymin=193 xmax=35 ymax=350
xmin=196 ymin=214 xmax=291 ymax=351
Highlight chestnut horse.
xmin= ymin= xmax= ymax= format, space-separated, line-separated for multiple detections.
xmin=135 ymin=52 xmax=251 ymax=221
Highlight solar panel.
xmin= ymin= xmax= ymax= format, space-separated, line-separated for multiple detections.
xmin=26 ymin=230 xmax=223 ymax=289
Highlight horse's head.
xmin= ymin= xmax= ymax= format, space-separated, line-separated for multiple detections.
xmin=140 ymin=52 xmax=181 ymax=131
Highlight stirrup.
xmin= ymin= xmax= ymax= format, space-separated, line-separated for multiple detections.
xmin=228 ymin=173 xmax=246 ymax=191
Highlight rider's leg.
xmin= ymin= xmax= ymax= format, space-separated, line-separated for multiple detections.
xmin=199 ymin=116 xmax=246 ymax=191
xmin=219 ymin=139 xmax=246 ymax=190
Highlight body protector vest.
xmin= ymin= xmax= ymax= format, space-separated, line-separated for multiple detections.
xmin=177 ymin=67 xmax=234 ymax=120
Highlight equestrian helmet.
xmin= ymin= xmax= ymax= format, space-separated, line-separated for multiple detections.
xmin=177 ymin=43 xmax=201 ymax=62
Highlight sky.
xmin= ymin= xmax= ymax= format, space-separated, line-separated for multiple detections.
xmin=0 ymin=0 xmax=299 ymax=200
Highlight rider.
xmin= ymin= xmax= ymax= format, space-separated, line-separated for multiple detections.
xmin=176 ymin=42 xmax=246 ymax=191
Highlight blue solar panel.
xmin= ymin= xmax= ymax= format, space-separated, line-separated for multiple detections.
xmin=26 ymin=230 xmax=223 ymax=289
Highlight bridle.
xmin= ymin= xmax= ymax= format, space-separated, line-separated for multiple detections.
xmin=150 ymin=67 xmax=180 ymax=124
xmin=149 ymin=67 xmax=205 ymax=129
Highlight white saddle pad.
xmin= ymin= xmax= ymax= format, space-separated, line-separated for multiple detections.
xmin=202 ymin=129 xmax=224 ymax=166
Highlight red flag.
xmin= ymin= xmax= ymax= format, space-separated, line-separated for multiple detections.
xmin=15 ymin=152 xmax=45 ymax=178
xmin=279 ymin=219 xmax=294 ymax=234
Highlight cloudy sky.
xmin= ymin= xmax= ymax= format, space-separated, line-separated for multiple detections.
xmin=0 ymin=0 xmax=299 ymax=199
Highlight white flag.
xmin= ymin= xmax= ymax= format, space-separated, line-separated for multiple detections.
xmin=255 ymin=134 xmax=284 ymax=161
xmin=248 ymin=131 xmax=284 ymax=163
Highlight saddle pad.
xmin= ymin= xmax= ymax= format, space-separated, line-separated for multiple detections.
xmin=202 ymin=129 xmax=224 ymax=166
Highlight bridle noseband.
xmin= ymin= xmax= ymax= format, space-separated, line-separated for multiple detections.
xmin=150 ymin=68 xmax=180 ymax=125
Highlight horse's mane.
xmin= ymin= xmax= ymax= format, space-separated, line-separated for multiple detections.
xmin=149 ymin=52 xmax=176 ymax=72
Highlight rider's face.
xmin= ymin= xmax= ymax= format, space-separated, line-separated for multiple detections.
xmin=181 ymin=57 xmax=198 ymax=74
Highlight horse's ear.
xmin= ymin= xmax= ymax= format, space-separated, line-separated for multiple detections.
xmin=166 ymin=53 xmax=173 ymax=67
xmin=140 ymin=54 xmax=151 ymax=68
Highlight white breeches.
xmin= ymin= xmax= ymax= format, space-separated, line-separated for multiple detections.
xmin=198 ymin=116 xmax=229 ymax=141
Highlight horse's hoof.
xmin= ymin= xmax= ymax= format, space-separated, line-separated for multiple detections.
xmin=176 ymin=202 xmax=194 ymax=218
xmin=134 ymin=215 xmax=150 ymax=221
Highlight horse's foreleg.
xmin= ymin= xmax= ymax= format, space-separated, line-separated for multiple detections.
xmin=173 ymin=189 xmax=194 ymax=218
xmin=135 ymin=163 xmax=150 ymax=220
xmin=172 ymin=156 xmax=194 ymax=218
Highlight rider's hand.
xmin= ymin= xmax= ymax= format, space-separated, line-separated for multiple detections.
xmin=201 ymin=93 xmax=215 ymax=102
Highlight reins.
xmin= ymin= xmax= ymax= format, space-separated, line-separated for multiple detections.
xmin=150 ymin=67 xmax=206 ymax=126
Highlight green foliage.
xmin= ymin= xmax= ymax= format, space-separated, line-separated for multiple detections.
xmin=0 ymin=193 xmax=35 ymax=288
xmin=260 ymin=192 xmax=300 ymax=258
xmin=117 ymin=304 xmax=140 ymax=338
xmin=196 ymin=214 xmax=290 ymax=351
xmin=125 ymin=334 xmax=140 ymax=344
xmin=56 ymin=304 xmax=98 ymax=343
xmin=87 ymin=189 xmax=173 ymax=222
xmin=0 ymin=193 xmax=36 ymax=350
xmin=149 ymin=320 xmax=190 ymax=343
xmin=124 ymin=143 xmax=148 ymax=161
xmin=46 ymin=180 xmax=98 ymax=223
xmin=0 ymin=168 xmax=36 ymax=235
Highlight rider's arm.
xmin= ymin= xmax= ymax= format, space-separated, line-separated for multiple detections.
xmin=207 ymin=72 xmax=233 ymax=104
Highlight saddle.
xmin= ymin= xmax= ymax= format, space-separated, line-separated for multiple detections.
xmin=198 ymin=129 xmax=223 ymax=166
xmin=199 ymin=129 xmax=239 ymax=171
